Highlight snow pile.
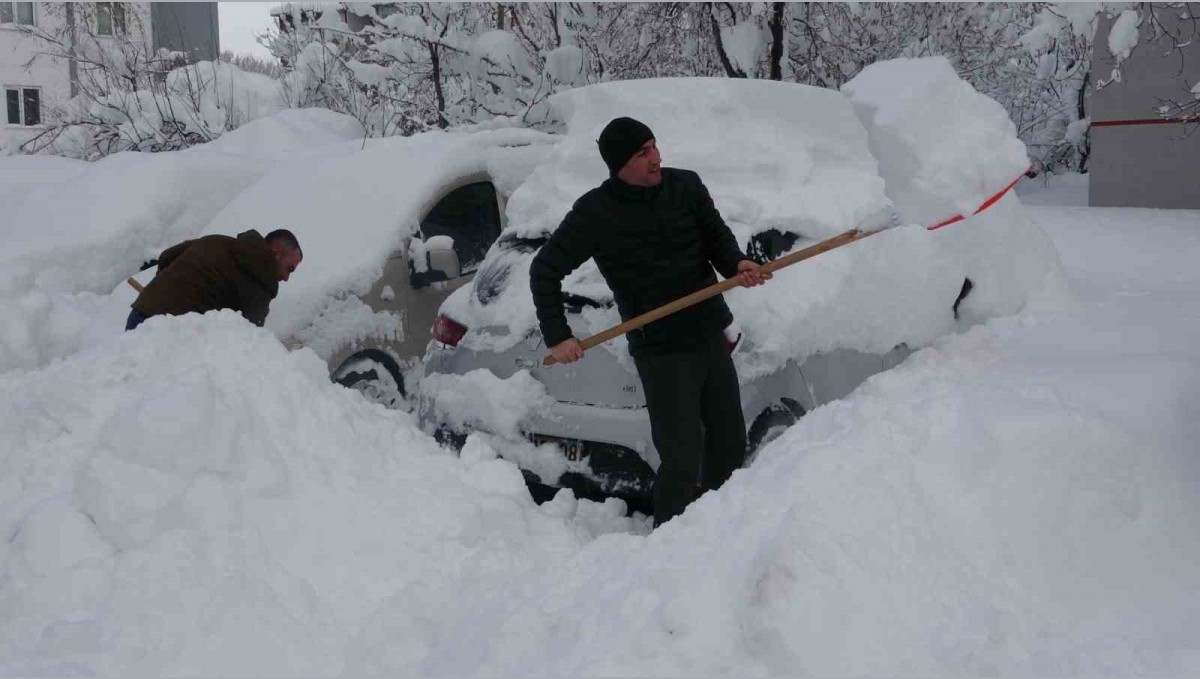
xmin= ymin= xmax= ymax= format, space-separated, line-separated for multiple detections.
xmin=197 ymin=107 xmax=367 ymax=160
xmin=362 ymin=199 xmax=1200 ymax=675
xmin=167 ymin=60 xmax=288 ymax=131
xmin=420 ymin=368 xmax=554 ymax=439
xmin=0 ymin=152 xmax=268 ymax=373
xmin=1 ymin=152 xmax=265 ymax=295
xmin=0 ymin=312 xmax=636 ymax=675
xmin=728 ymin=224 xmax=963 ymax=376
xmin=44 ymin=61 xmax=288 ymax=159
xmin=409 ymin=311 xmax=1200 ymax=676
xmin=842 ymin=57 xmax=1068 ymax=325
xmin=842 ymin=56 xmax=1030 ymax=227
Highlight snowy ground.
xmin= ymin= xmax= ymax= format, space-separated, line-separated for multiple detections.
xmin=2 ymin=173 xmax=1198 ymax=675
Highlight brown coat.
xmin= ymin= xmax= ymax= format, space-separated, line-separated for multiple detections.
xmin=132 ymin=230 xmax=279 ymax=326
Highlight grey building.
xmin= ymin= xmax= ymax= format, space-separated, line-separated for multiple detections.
xmin=151 ymin=2 xmax=220 ymax=64
xmin=1088 ymin=5 xmax=1200 ymax=209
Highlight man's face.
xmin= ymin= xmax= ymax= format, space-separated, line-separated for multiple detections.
xmin=617 ymin=139 xmax=662 ymax=187
xmin=274 ymin=246 xmax=302 ymax=282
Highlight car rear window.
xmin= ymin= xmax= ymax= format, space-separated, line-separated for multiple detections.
xmin=473 ymin=234 xmax=548 ymax=305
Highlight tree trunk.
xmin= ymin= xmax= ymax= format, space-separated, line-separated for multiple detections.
xmin=430 ymin=42 xmax=447 ymax=128
xmin=708 ymin=2 xmax=746 ymax=78
xmin=1077 ymin=68 xmax=1091 ymax=173
xmin=768 ymin=2 xmax=784 ymax=80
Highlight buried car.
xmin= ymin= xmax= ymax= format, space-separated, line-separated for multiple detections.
xmin=119 ymin=125 xmax=561 ymax=410
xmin=415 ymin=71 xmax=1064 ymax=513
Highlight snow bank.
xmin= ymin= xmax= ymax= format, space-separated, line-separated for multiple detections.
xmin=168 ymin=60 xmax=288 ymax=130
xmin=197 ymin=107 xmax=367 ymax=160
xmin=842 ymin=57 xmax=1068 ymax=327
xmin=419 ymin=368 xmax=553 ymax=439
xmin=1 ymin=152 xmax=266 ymax=295
xmin=728 ymin=224 xmax=963 ymax=377
xmin=842 ymin=56 xmax=1030 ymax=228
xmin=0 ymin=313 xmax=637 ymax=675
xmin=0 ymin=151 xmax=269 ymax=373
xmin=364 ymin=284 xmax=1200 ymax=675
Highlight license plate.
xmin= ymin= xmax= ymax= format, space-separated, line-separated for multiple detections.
xmin=528 ymin=433 xmax=590 ymax=462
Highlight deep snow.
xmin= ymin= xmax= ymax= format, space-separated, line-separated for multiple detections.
xmin=1 ymin=173 xmax=1198 ymax=675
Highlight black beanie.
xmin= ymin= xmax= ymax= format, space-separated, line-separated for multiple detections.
xmin=597 ymin=117 xmax=655 ymax=176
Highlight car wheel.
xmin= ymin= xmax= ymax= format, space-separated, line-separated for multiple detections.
xmin=746 ymin=397 xmax=805 ymax=463
xmin=332 ymin=349 xmax=410 ymax=411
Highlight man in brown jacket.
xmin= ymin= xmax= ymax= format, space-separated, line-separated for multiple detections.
xmin=126 ymin=229 xmax=302 ymax=331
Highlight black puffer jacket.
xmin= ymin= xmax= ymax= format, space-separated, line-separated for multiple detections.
xmin=530 ymin=168 xmax=745 ymax=355
xmin=133 ymin=230 xmax=279 ymax=326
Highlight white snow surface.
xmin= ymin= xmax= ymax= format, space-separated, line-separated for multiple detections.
xmin=842 ymin=56 xmax=1031 ymax=228
xmin=2 ymin=179 xmax=1199 ymax=674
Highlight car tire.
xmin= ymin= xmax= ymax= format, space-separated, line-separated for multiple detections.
xmin=746 ymin=397 xmax=805 ymax=464
xmin=332 ymin=349 xmax=410 ymax=411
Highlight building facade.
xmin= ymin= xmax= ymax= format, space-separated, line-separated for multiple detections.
xmin=1 ymin=2 xmax=218 ymax=150
xmin=1089 ymin=5 xmax=1200 ymax=209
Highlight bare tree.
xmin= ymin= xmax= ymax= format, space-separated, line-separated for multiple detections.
xmin=15 ymin=4 xmax=265 ymax=158
xmin=220 ymin=50 xmax=284 ymax=79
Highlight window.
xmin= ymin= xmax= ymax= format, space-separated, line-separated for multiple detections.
xmin=411 ymin=181 xmax=502 ymax=287
xmin=5 ymin=87 xmax=40 ymax=126
xmin=0 ymin=2 xmax=36 ymax=25
xmin=96 ymin=2 xmax=127 ymax=36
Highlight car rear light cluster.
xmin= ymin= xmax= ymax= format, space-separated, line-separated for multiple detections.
xmin=433 ymin=313 xmax=468 ymax=347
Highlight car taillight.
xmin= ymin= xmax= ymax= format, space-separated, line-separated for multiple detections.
xmin=433 ymin=313 xmax=468 ymax=347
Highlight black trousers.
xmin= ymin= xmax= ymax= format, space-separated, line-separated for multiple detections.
xmin=125 ymin=308 xmax=149 ymax=331
xmin=633 ymin=331 xmax=747 ymax=527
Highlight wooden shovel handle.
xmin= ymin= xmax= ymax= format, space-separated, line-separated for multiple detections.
xmin=541 ymin=227 xmax=878 ymax=367
xmin=126 ymin=277 xmax=145 ymax=293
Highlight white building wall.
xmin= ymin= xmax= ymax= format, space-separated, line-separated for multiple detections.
xmin=1 ymin=3 xmax=68 ymax=146
xmin=1 ymin=2 xmax=153 ymax=150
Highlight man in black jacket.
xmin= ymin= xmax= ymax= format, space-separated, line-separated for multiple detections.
xmin=529 ymin=117 xmax=770 ymax=527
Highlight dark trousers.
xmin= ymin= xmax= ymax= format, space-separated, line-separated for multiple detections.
xmin=633 ymin=332 xmax=747 ymax=527
xmin=125 ymin=308 xmax=149 ymax=331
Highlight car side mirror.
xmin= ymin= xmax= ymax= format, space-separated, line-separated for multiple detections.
xmin=427 ymin=236 xmax=460 ymax=279
xmin=409 ymin=235 xmax=460 ymax=289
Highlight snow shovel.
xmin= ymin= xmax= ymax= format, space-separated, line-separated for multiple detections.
xmin=541 ymin=227 xmax=880 ymax=367
xmin=126 ymin=277 xmax=145 ymax=293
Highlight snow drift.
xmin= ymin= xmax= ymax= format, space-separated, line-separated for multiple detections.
xmin=0 ymin=313 xmax=636 ymax=675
